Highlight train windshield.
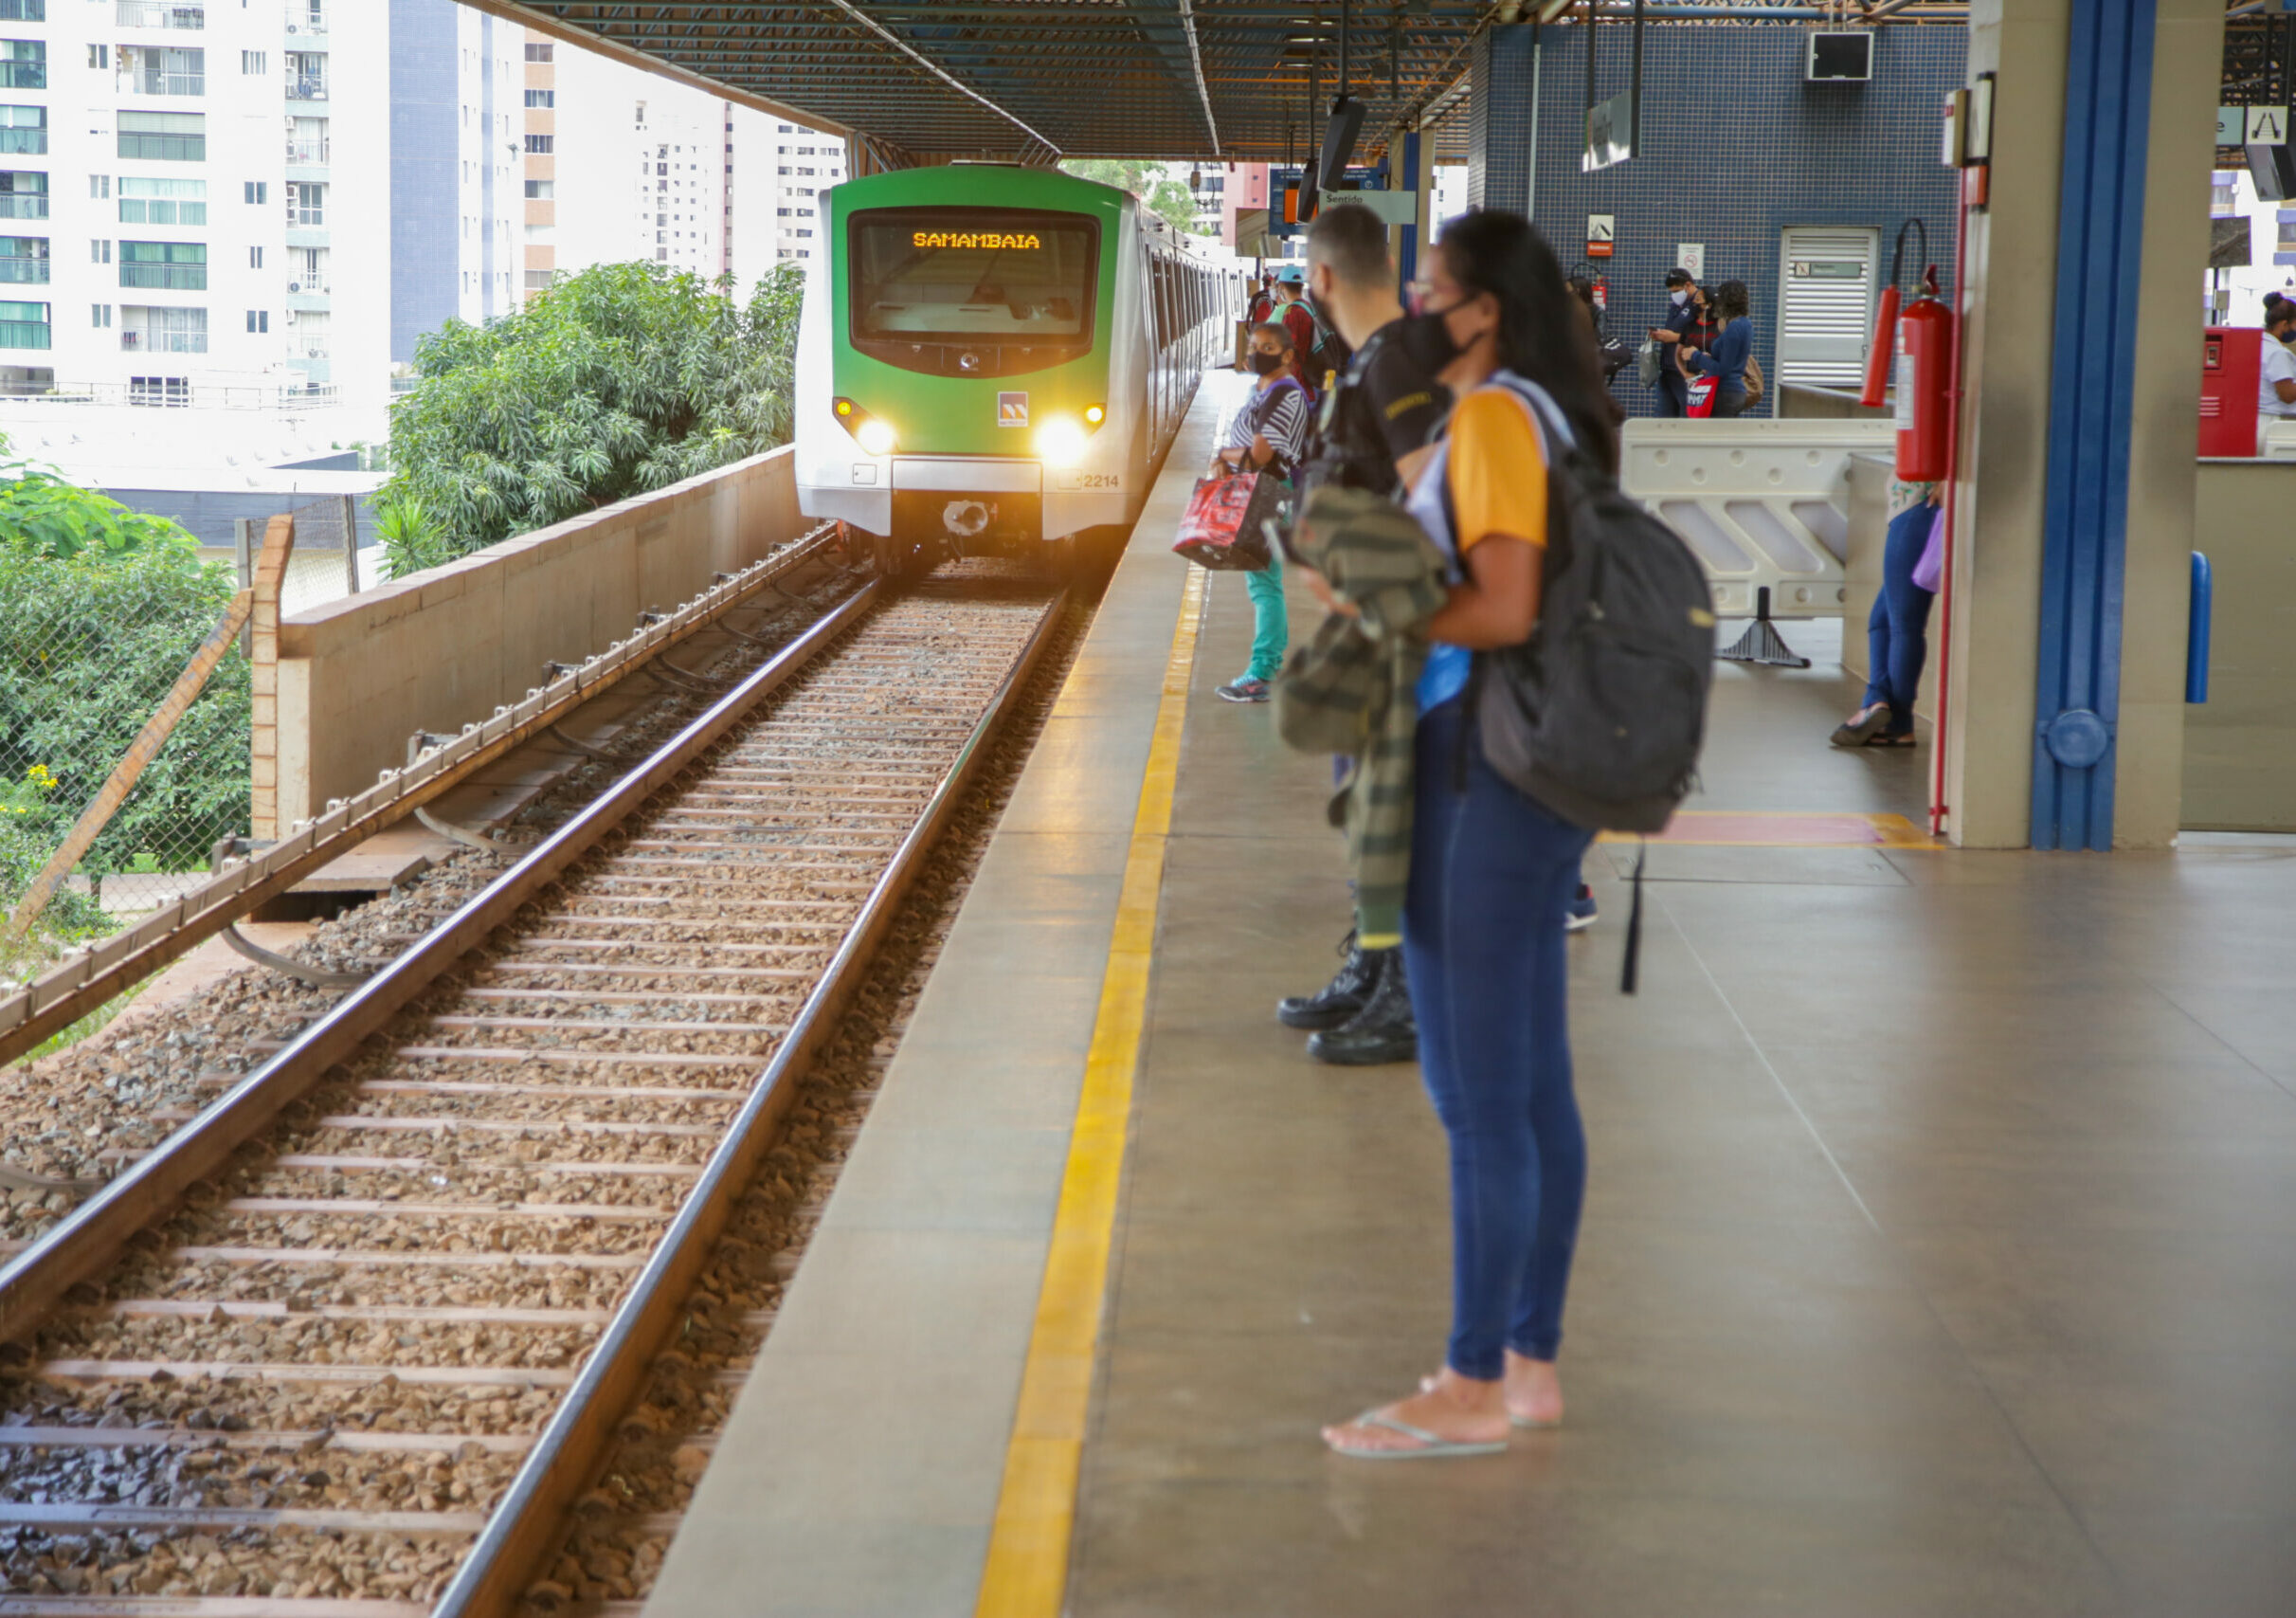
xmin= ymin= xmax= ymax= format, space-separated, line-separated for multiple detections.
xmin=850 ymin=208 xmax=1099 ymax=346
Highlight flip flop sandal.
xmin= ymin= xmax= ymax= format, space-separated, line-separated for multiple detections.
xmin=1326 ymin=1409 xmax=1510 ymax=1461
xmin=1419 ymin=1373 xmax=1562 ymax=1429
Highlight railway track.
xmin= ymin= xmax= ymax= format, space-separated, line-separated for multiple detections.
xmin=0 ymin=563 xmax=1068 ymax=1613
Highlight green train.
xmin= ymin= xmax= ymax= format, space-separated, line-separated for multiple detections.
xmin=793 ymin=165 xmax=1238 ymax=571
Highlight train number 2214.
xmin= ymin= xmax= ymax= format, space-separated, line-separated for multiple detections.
xmin=1055 ymin=471 xmax=1122 ymax=491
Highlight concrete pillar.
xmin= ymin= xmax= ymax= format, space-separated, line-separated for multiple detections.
xmin=1467 ymin=22 xmax=1536 ymax=216
xmin=1943 ymin=0 xmax=2223 ymax=848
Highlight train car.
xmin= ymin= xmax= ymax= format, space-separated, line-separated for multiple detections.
xmin=793 ymin=165 xmax=1232 ymax=573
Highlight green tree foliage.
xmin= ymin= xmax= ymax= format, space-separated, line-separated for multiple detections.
xmin=378 ymin=261 xmax=807 ymax=574
xmin=1059 ymin=160 xmax=1210 ymax=236
xmin=0 ymin=548 xmax=250 ymax=887
xmin=0 ymin=443 xmax=199 ymax=563
xmin=377 ymin=261 xmax=807 ymax=573
xmin=1148 ymin=177 xmax=1208 ymax=236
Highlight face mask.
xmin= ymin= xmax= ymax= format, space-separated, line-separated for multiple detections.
xmin=1392 ymin=301 xmax=1465 ymax=374
xmin=1246 ymin=351 xmax=1284 ymax=375
xmin=1671 ymin=289 xmax=1690 ymax=307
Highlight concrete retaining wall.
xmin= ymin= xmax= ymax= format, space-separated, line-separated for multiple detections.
xmin=270 ymin=447 xmax=804 ymax=830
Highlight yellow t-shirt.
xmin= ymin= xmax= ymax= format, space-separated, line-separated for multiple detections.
xmin=1445 ymin=387 xmax=1549 ymax=557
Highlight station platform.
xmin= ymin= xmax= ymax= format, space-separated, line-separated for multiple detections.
xmin=647 ymin=373 xmax=2296 ymax=1618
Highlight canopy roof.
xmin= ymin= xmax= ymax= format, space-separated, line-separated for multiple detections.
xmin=486 ymin=1 xmax=1973 ymax=163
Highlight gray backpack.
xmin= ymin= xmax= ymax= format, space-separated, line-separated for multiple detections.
xmin=1457 ymin=381 xmax=1715 ymax=989
xmin=1463 ymin=379 xmax=1712 ymax=830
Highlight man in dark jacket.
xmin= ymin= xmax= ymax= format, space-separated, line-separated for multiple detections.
xmin=1649 ymin=266 xmax=1699 ymax=416
xmin=1273 ymin=202 xmax=1453 ymax=1066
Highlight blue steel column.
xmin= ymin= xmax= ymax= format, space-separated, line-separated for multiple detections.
xmin=2031 ymin=0 xmax=2158 ymax=849
xmin=1467 ymin=23 xmax=1536 ymax=215
xmin=1398 ymin=127 xmax=1423 ymax=287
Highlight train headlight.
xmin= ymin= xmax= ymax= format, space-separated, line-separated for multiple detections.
xmin=1084 ymin=403 xmax=1107 ymax=427
xmin=1037 ymin=416 xmax=1088 ymax=468
xmin=834 ymin=396 xmax=896 ymax=457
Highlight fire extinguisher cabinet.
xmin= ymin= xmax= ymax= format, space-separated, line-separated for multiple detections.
xmin=2198 ymin=327 xmax=2263 ymax=458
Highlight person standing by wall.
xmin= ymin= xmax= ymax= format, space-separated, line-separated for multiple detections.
xmin=1210 ymin=321 xmax=1312 ymax=704
xmin=1686 ymin=279 xmax=1755 ymax=418
xmin=1834 ymin=492 xmax=1939 ymax=748
xmin=1316 ymin=209 xmax=1618 ymax=1459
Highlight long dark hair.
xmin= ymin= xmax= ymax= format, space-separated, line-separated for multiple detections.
xmin=1713 ymin=279 xmax=1750 ymax=321
xmin=1437 ymin=210 xmax=1621 ymax=472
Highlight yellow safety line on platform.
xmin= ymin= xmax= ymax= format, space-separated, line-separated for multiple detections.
xmin=974 ymin=565 xmax=1204 ymax=1618
xmin=1597 ymin=811 xmax=1943 ymax=850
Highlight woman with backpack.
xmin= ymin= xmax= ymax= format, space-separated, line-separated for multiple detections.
xmin=1209 ymin=320 xmax=1312 ymax=703
xmin=1320 ymin=210 xmax=1623 ymax=1459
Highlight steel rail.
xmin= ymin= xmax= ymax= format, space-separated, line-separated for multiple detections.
xmin=432 ymin=586 xmax=1071 ymax=1618
xmin=0 ymin=580 xmax=882 ymax=1349
xmin=0 ymin=524 xmax=842 ymax=1069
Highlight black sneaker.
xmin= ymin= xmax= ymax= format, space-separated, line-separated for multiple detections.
xmin=1276 ymin=932 xmax=1380 ymax=1030
xmin=1307 ymin=950 xmax=1418 ymax=1066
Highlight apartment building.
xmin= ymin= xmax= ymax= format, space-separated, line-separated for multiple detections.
xmin=761 ymin=121 xmax=842 ymax=264
xmin=543 ymin=37 xmax=732 ymax=291
xmin=2 ymin=0 xmax=297 ymax=399
xmin=0 ymin=0 xmax=519 ymax=407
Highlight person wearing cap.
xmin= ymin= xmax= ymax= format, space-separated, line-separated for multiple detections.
xmin=1647 ymin=267 xmax=1699 ymax=417
xmin=1273 ymin=265 xmax=1321 ymax=391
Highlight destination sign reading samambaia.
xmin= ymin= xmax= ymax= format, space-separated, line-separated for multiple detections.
xmin=911 ymin=230 xmax=1043 ymax=250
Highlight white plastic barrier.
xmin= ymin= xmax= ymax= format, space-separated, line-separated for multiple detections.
xmin=1619 ymin=417 xmax=1895 ymax=619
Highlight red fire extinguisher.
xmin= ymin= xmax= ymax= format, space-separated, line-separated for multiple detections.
xmin=1861 ymin=218 xmax=1926 ymax=410
xmin=1590 ymin=272 xmax=1608 ymax=317
xmin=1894 ymin=264 xmax=1952 ymax=482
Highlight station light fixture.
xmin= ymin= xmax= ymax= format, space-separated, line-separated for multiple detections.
xmin=833 ymin=396 xmax=896 ymax=457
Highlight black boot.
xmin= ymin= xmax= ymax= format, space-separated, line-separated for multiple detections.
xmin=1307 ymin=948 xmax=1418 ymax=1066
xmin=1276 ymin=931 xmax=1383 ymax=1030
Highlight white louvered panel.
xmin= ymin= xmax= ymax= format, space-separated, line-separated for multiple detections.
xmin=1774 ymin=226 xmax=1878 ymax=394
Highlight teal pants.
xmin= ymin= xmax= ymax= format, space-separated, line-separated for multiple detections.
xmin=1242 ymin=553 xmax=1287 ymax=682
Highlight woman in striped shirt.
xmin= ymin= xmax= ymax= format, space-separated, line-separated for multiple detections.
xmin=1210 ymin=321 xmax=1312 ymax=703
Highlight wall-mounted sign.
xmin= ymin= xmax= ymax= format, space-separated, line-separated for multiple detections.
xmin=1586 ymin=213 xmax=1615 ymax=258
xmin=1583 ymin=90 xmax=1636 ymax=173
xmin=2219 ymin=106 xmax=2249 ymax=145
xmin=2249 ymin=105 xmax=2290 ymax=146
xmin=1676 ymin=243 xmax=1706 ymax=281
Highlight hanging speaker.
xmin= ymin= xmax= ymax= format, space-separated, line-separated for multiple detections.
xmin=1316 ymin=96 xmax=1366 ymax=191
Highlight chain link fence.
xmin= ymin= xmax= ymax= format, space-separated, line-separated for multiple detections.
xmin=0 ymin=493 xmax=377 ymax=976
xmin=0 ymin=550 xmax=252 ymax=951
xmin=237 ymin=494 xmax=371 ymax=618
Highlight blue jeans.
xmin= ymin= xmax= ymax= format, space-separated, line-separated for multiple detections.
xmin=1863 ymin=502 xmax=1937 ymax=736
xmin=1403 ymin=699 xmax=1597 ymax=1378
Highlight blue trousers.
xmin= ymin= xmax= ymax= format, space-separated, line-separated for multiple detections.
xmin=1863 ymin=502 xmax=1937 ymax=736
xmin=1403 ymin=700 xmax=1596 ymax=1377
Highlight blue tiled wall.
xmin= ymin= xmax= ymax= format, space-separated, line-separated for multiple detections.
xmin=1497 ymin=23 xmax=1966 ymax=417
xmin=1469 ymin=25 xmax=1538 ymax=217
